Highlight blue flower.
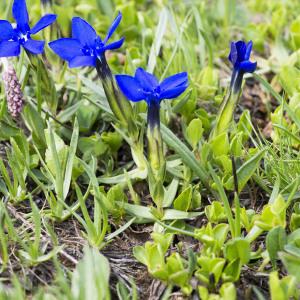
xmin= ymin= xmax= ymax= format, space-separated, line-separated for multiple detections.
xmin=228 ymin=40 xmax=257 ymax=74
xmin=115 ymin=68 xmax=188 ymax=105
xmin=49 ymin=13 xmax=124 ymax=68
xmin=0 ymin=0 xmax=56 ymax=57
xmin=116 ymin=68 xmax=188 ymax=129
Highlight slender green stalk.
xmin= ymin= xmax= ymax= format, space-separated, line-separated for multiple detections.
xmin=210 ymin=70 xmax=243 ymax=140
xmin=95 ymin=55 xmax=147 ymax=170
xmin=48 ymin=122 xmax=64 ymax=218
xmin=80 ymin=158 xmax=108 ymax=248
xmin=285 ymin=177 xmax=300 ymax=209
xmin=231 ymin=156 xmax=241 ymax=237
xmin=147 ymin=101 xmax=166 ymax=213
xmin=147 ymin=102 xmax=165 ymax=176
xmin=95 ymin=55 xmax=134 ymax=128
xmin=211 ymin=89 xmax=240 ymax=139
xmin=0 ymin=205 xmax=9 ymax=270
xmin=234 ymin=193 xmax=241 ymax=237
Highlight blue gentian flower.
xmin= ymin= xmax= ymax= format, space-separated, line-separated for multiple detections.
xmin=228 ymin=40 xmax=257 ymax=73
xmin=228 ymin=40 xmax=257 ymax=92
xmin=116 ymin=68 xmax=188 ymax=104
xmin=49 ymin=13 xmax=124 ymax=68
xmin=210 ymin=40 xmax=257 ymax=139
xmin=0 ymin=0 xmax=56 ymax=57
xmin=116 ymin=68 xmax=188 ymax=128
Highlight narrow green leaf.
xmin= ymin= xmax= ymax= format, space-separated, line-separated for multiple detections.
xmin=162 ymin=209 xmax=203 ymax=220
xmin=147 ymin=8 xmax=169 ymax=73
xmin=105 ymin=217 xmax=136 ymax=242
xmin=163 ymin=178 xmax=179 ymax=208
xmin=23 ymin=103 xmax=46 ymax=148
xmin=208 ymin=163 xmax=235 ymax=237
xmin=225 ymin=148 xmax=266 ymax=192
xmin=57 ymin=101 xmax=82 ymax=124
xmin=71 ymin=246 xmax=111 ymax=299
xmin=63 ymin=118 xmax=79 ymax=200
xmin=118 ymin=203 xmax=154 ymax=220
xmin=253 ymin=73 xmax=300 ymax=130
xmin=161 ymin=123 xmax=210 ymax=190
xmin=29 ymin=196 xmax=41 ymax=259
xmin=272 ymin=124 xmax=300 ymax=144
xmin=0 ymin=160 xmax=13 ymax=196
xmin=48 ymin=122 xmax=64 ymax=212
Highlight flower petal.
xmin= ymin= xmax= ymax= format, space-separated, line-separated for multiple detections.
xmin=103 ymin=12 xmax=122 ymax=44
xmin=72 ymin=17 xmax=97 ymax=47
xmin=228 ymin=41 xmax=237 ymax=65
xmin=69 ymin=55 xmax=96 ymax=68
xmin=135 ymin=68 xmax=159 ymax=91
xmin=239 ymin=61 xmax=257 ymax=73
xmin=49 ymin=38 xmax=83 ymax=61
xmin=115 ymin=75 xmax=145 ymax=102
xmin=245 ymin=41 xmax=253 ymax=61
xmin=0 ymin=21 xmax=15 ymax=40
xmin=12 ymin=0 xmax=29 ymax=29
xmin=102 ymin=38 xmax=124 ymax=51
xmin=235 ymin=40 xmax=247 ymax=62
xmin=160 ymin=85 xmax=188 ymax=100
xmin=30 ymin=14 xmax=57 ymax=34
xmin=160 ymin=72 xmax=188 ymax=92
xmin=0 ymin=41 xmax=21 ymax=57
xmin=23 ymin=39 xmax=45 ymax=54
xmin=228 ymin=40 xmax=255 ymax=72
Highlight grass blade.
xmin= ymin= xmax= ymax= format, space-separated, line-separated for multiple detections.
xmin=63 ymin=118 xmax=79 ymax=200
xmin=160 ymin=123 xmax=211 ymax=191
xmin=253 ymin=73 xmax=300 ymax=130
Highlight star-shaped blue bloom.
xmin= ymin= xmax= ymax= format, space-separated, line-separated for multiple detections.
xmin=49 ymin=13 xmax=124 ymax=68
xmin=115 ymin=68 xmax=188 ymax=105
xmin=228 ymin=40 xmax=257 ymax=74
xmin=0 ymin=0 xmax=56 ymax=57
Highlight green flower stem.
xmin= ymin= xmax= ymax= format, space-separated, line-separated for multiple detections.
xmin=147 ymin=101 xmax=165 ymax=177
xmin=234 ymin=192 xmax=241 ymax=238
xmin=147 ymin=125 xmax=165 ymax=178
xmin=96 ymin=55 xmax=134 ymax=129
xmin=95 ymin=55 xmax=146 ymax=169
xmin=147 ymin=102 xmax=166 ymax=212
xmin=210 ymin=88 xmax=240 ymax=139
xmin=231 ymin=155 xmax=241 ymax=238
xmin=210 ymin=70 xmax=243 ymax=140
